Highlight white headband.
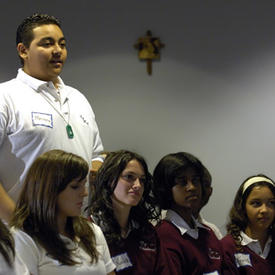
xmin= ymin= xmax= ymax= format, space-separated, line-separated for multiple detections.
xmin=242 ymin=176 xmax=275 ymax=194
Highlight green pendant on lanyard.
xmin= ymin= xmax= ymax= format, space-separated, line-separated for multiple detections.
xmin=66 ymin=124 xmax=74 ymax=139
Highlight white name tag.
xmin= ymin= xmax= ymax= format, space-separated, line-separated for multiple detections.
xmin=112 ymin=252 xmax=133 ymax=271
xmin=203 ymin=272 xmax=219 ymax=275
xmin=32 ymin=112 xmax=53 ymax=128
xmin=234 ymin=253 xmax=252 ymax=267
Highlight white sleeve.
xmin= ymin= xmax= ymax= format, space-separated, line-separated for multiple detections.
xmin=0 ymin=253 xmax=14 ymax=275
xmin=0 ymin=252 xmax=29 ymax=275
xmin=199 ymin=216 xmax=223 ymax=240
xmin=91 ymin=120 xmax=104 ymax=160
xmin=14 ymin=253 xmax=30 ymax=275
xmin=0 ymin=90 xmax=9 ymax=148
xmin=12 ymin=229 xmax=39 ymax=275
xmin=92 ymin=223 xmax=116 ymax=273
xmin=80 ymin=92 xmax=104 ymax=160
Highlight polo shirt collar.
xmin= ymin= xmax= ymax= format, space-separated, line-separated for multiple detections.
xmin=17 ymin=68 xmax=67 ymax=103
xmin=165 ymin=209 xmax=209 ymax=239
xmin=240 ymin=231 xmax=272 ymax=259
xmin=17 ymin=68 xmax=63 ymax=90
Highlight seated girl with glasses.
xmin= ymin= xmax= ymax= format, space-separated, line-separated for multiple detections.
xmin=88 ymin=150 xmax=172 ymax=274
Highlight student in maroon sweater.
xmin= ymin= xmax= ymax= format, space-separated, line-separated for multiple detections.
xmin=221 ymin=174 xmax=275 ymax=274
xmin=193 ymin=165 xmax=223 ymax=240
xmin=88 ymin=150 xmax=172 ymax=275
xmin=152 ymin=152 xmax=224 ymax=274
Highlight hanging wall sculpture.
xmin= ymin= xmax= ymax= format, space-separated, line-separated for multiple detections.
xmin=134 ymin=30 xmax=165 ymax=75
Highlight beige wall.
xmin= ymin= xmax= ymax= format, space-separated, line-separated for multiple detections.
xmin=1 ymin=1 xmax=275 ymax=233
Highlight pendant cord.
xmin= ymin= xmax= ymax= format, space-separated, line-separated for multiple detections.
xmin=36 ymin=89 xmax=74 ymax=139
xmin=38 ymin=91 xmax=70 ymax=126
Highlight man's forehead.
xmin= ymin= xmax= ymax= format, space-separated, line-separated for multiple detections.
xmin=32 ymin=24 xmax=64 ymax=39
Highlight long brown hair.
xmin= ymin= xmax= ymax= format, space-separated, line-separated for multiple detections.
xmin=10 ymin=149 xmax=98 ymax=265
xmin=89 ymin=150 xmax=160 ymax=245
xmin=0 ymin=220 xmax=14 ymax=267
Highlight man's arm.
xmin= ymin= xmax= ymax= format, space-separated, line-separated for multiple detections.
xmin=89 ymin=153 xmax=107 ymax=185
xmin=0 ymin=182 xmax=15 ymax=222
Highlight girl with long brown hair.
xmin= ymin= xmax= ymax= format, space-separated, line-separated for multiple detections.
xmin=10 ymin=149 xmax=115 ymax=275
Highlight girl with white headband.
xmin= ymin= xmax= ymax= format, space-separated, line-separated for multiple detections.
xmin=221 ymin=174 xmax=275 ymax=274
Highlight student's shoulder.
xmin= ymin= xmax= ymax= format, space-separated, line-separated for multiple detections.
xmin=220 ymin=234 xmax=237 ymax=253
xmin=221 ymin=234 xmax=234 ymax=245
xmin=136 ymin=222 xmax=158 ymax=242
xmin=88 ymin=221 xmax=101 ymax=232
xmin=11 ymin=228 xmax=41 ymax=259
xmin=0 ymin=78 xmax=21 ymax=95
xmin=199 ymin=218 xmax=223 ymax=240
xmin=155 ymin=220 xmax=180 ymax=238
xmin=0 ymin=77 xmax=16 ymax=86
xmin=64 ymin=84 xmax=93 ymax=107
xmin=11 ymin=228 xmax=36 ymax=245
xmin=63 ymin=84 xmax=87 ymax=98
xmin=156 ymin=220 xmax=177 ymax=229
xmin=87 ymin=221 xmax=106 ymax=241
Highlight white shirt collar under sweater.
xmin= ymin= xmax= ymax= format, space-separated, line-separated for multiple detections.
xmin=165 ymin=209 xmax=209 ymax=239
xmin=17 ymin=68 xmax=68 ymax=103
xmin=240 ymin=231 xmax=272 ymax=259
xmin=197 ymin=214 xmax=223 ymax=240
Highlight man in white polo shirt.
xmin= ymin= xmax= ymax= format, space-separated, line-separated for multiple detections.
xmin=0 ymin=13 xmax=103 ymax=221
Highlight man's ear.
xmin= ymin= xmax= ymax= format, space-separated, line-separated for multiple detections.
xmin=17 ymin=43 xmax=28 ymax=60
xmin=208 ymin=186 xmax=213 ymax=197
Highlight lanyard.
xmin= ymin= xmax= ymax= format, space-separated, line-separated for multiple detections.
xmin=39 ymin=91 xmax=74 ymax=139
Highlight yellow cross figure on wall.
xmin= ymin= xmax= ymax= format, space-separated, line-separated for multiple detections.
xmin=134 ymin=30 xmax=165 ymax=75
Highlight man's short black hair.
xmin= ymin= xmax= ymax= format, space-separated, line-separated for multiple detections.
xmin=16 ymin=13 xmax=61 ymax=47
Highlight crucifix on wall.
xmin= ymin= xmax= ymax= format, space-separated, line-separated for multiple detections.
xmin=134 ymin=30 xmax=165 ymax=75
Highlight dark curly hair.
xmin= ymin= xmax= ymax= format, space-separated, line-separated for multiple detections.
xmin=88 ymin=150 xmax=160 ymax=245
xmin=16 ymin=13 xmax=61 ymax=64
xmin=152 ymin=152 xmax=205 ymax=210
xmin=226 ymin=174 xmax=275 ymax=250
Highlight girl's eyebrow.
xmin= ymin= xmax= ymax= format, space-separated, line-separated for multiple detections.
xmin=123 ymin=171 xmax=145 ymax=177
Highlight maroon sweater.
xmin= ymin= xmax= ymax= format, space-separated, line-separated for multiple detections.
xmin=108 ymin=223 xmax=172 ymax=275
xmin=221 ymin=234 xmax=275 ymax=275
xmin=156 ymin=220 xmax=224 ymax=274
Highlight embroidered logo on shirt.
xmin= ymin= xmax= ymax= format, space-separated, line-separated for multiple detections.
xmin=32 ymin=112 xmax=53 ymax=128
xmin=138 ymin=240 xmax=156 ymax=252
xmin=80 ymin=115 xmax=89 ymax=126
xmin=112 ymin=252 xmax=133 ymax=271
xmin=208 ymin=248 xmax=221 ymax=260
xmin=234 ymin=253 xmax=252 ymax=268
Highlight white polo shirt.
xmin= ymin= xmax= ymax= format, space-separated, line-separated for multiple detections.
xmin=0 ymin=69 xmax=103 ymax=201
xmin=0 ymin=252 xmax=29 ymax=275
xmin=12 ymin=223 xmax=115 ymax=275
